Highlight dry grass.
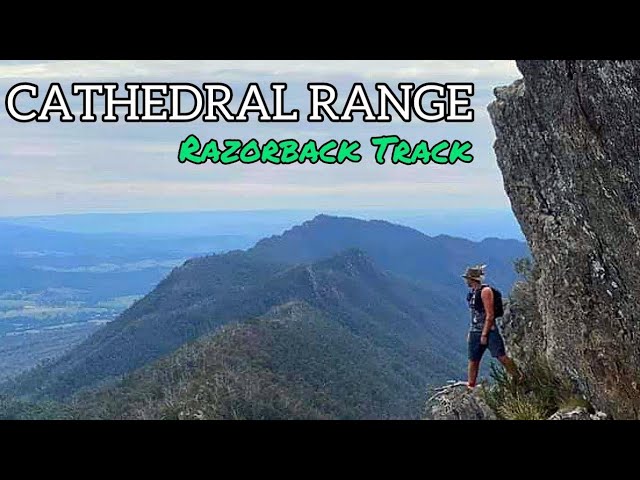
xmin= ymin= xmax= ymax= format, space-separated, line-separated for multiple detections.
xmin=481 ymin=354 xmax=590 ymax=420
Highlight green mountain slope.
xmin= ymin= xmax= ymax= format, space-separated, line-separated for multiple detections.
xmin=4 ymin=249 xmax=464 ymax=402
xmin=3 ymin=215 xmax=526 ymax=407
xmin=74 ymin=300 xmax=458 ymax=419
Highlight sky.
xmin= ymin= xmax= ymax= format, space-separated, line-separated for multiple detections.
xmin=0 ymin=60 xmax=522 ymax=216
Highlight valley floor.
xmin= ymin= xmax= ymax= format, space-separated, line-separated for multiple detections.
xmin=0 ymin=322 xmax=104 ymax=381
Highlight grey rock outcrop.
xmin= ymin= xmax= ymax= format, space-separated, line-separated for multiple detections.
xmin=488 ymin=61 xmax=640 ymax=419
xmin=548 ymin=407 xmax=608 ymax=420
xmin=424 ymin=382 xmax=497 ymax=420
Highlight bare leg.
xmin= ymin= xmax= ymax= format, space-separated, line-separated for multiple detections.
xmin=497 ymin=355 xmax=522 ymax=381
xmin=467 ymin=360 xmax=480 ymax=388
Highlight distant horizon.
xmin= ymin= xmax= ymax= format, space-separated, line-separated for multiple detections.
xmin=0 ymin=206 xmax=516 ymax=218
xmin=0 ymin=207 xmax=525 ymax=242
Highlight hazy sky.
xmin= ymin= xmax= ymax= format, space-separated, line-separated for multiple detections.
xmin=0 ymin=60 xmax=521 ymax=216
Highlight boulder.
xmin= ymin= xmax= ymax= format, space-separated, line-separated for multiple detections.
xmin=424 ymin=381 xmax=497 ymax=420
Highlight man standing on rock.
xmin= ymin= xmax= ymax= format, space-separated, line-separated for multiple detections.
xmin=462 ymin=265 xmax=521 ymax=389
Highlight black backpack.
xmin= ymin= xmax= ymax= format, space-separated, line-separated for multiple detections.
xmin=472 ymin=284 xmax=504 ymax=318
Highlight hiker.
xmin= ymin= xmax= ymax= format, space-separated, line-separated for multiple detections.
xmin=462 ymin=264 xmax=520 ymax=389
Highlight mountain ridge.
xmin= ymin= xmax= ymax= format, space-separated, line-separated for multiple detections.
xmin=3 ymin=245 xmax=467 ymax=402
xmin=2 ymin=214 xmax=527 ymax=416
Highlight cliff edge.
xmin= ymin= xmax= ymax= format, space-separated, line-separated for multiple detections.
xmin=488 ymin=60 xmax=640 ymax=419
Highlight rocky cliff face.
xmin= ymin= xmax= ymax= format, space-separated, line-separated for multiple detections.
xmin=488 ymin=61 xmax=640 ymax=419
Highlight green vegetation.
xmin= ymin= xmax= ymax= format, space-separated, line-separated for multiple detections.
xmin=4 ymin=249 xmax=465 ymax=414
xmin=0 ymin=394 xmax=76 ymax=420
xmin=481 ymin=354 xmax=592 ymax=420
xmin=0 ymin=215 xmax=528 ymax=419
xmin=479 ymin=254 xmax=590 ymax=420
xmin=72 ymin=301 xmax=450 ymax=419
xmin=513 ymin=256 xmax=534 ymax=280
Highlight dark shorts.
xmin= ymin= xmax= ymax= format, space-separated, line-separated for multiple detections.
xmin=468 ymin=329 xmax=506 ymax=362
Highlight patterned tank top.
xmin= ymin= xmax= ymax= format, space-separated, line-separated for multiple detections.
xmin=467 ymin=286 xmax=496 ymax=333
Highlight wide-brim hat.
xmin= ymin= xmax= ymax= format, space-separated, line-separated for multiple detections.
xmin=461 ymin=264 xmax=486 ymax=281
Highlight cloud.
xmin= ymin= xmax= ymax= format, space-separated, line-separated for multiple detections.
xmin=0 ymin=177 xmax=511 ymax=215
xmin=0 ymin=177 xmax=491 ymax=195
xmin=0 ymin=60 xmax=517 ymax=215
xmin=0 ymin=60 xmax=520 ymax=82
xmin=6 ymin=144 xmax=62 ymax=157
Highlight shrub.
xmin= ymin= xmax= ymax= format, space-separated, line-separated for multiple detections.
xmin=496 ymin=394 xmax=547 ymax=420
xmin=481 ymin=354 xmax=586 ymax=420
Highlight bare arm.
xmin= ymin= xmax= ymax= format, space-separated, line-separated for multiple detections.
xmin=481 ymin=287 xmax=494 ymax=337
